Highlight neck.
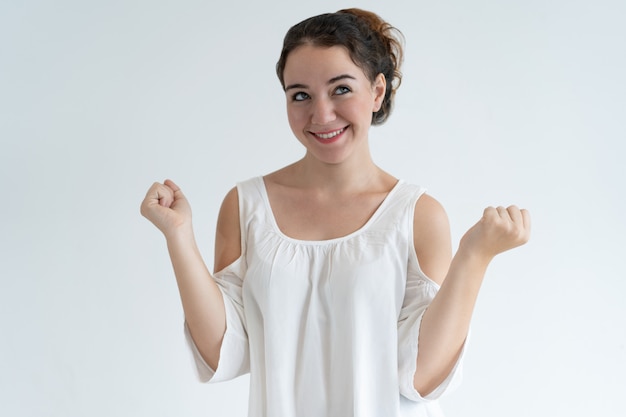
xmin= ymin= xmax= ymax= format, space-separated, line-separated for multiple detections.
xmin=294 ymin=152 xmax=383 ymax=193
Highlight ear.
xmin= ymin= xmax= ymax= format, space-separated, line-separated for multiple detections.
xmin=372 ymin=73 xmax=386 ymax=112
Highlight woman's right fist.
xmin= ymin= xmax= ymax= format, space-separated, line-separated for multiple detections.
xmin=140 ymin=179 xmax=192 ymax=237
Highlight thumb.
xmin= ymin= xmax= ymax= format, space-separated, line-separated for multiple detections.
xmin=159 ymin=179 xmax=185 ymax=207
xmin=162 ymin=179 xmax=191 ymax=216
xmin=163 ymin=178 xmax=180 ymax=192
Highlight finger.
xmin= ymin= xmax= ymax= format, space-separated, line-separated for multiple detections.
xmin=483 ymin=206 xmax=497 ymax=219
xmin=496 ymin=206 xmax=510 ymax=221
xmin=141 ymin=182 xmax=167 ymax=216
xmin=521 ymin=208 xmax=531 ymax=232
xmin=507 ymin=205 xmax=523 ymax=225
xmin=144 ymin=182 xmax=166 ymax=203
xmin=153 ymin=183 xmax=174 ymax=207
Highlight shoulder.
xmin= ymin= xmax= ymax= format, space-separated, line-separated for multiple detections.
xmin=413 ymin=193 xmax=448 ymax=231
xmin=221 ymin=186 xmax=239 ymax=210
xmin=214 ymin=187 xmax=241 ymax=273
xmin=412 ymin=193 xmax=452 ymax=285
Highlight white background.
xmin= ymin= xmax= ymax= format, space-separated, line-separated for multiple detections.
xmin=1 ymin=0 xmax=625 ymax=416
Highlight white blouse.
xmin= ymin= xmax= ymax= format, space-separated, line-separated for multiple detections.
xmin=185 ymin=177 xmax=465 ymax=417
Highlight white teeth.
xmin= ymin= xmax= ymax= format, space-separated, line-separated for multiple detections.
xmin=315 ymin=128 xmax=345 ymax=139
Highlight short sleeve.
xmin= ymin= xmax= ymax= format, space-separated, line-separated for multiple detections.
xmin=397 ymin=265 xmax=467 ymax=402
xmin=184 ymin=256 xmax=250 ymax=383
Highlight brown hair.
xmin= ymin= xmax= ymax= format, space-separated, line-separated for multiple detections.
xmin=276 ymin=8 xmax=404 ymax=125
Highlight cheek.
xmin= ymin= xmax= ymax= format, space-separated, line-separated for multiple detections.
xmin=344 ymin=100 xmax=372 ymax=123
xmin=287 ymin=107 xmax=306 ymax=131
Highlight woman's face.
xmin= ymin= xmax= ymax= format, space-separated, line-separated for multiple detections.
xmin=282 ymin=44 xmax=385 ymax=165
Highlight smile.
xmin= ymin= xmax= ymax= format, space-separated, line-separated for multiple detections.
xmin=312 ymin=127 xmax=347 ymax=140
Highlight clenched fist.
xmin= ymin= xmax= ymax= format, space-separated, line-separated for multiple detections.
xmin=140 ymin=179 xmax=193 ymax=238
xmin=459 ymin=205 xmax=531 ymax=264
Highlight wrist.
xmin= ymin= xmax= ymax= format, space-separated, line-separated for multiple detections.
xmin=453 ymin=244 xmax=493 ymax=272
xmin=164 ymin=223 xmax=195 ymax=245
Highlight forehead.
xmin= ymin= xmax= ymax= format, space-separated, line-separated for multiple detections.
xmin=283 ymin=44 xmax=367 ymax=83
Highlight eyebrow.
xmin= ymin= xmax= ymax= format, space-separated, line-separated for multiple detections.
xmin=284 ymin=74 xmax=357 ymax=91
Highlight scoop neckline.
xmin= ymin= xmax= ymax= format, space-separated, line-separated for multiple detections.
xmin=256 ymin=176 xmax=403 ymax=245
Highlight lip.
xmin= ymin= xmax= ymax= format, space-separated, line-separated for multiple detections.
xmin=309 ymin=126 xmax=348 ymax=144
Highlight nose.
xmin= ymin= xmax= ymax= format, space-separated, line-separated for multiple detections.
xmin=311 ymin=97 xmax=336 ymax=125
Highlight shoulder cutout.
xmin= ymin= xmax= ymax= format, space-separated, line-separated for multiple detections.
xmin=413 ymin=194 xmax=452 ymax=285
xmin=214 ymin=187 xmax=241 ymax=273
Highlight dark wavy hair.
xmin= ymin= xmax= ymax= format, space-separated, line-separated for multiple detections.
xmin=276 ymin=8 xmax=404 ymax=125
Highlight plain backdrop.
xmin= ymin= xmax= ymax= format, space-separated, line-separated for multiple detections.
xmin=1 ymin=0 xmax=625 ymax=416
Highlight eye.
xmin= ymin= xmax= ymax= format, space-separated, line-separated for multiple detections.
xmin=334 ymin=86 xmax=351 ymax=95
xmin=291 ymin=91 xmax=310 ymax=102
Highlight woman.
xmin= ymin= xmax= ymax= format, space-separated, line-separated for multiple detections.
xmin=140 ymin=8 xmax=530 ymax=417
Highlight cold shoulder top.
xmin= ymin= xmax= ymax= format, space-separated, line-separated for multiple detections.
xmin=185 ymin=176 xmax=465 ymax=417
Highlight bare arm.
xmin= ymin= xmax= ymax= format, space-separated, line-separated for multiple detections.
xmin=411 ymin=195 xmax=531 ymax=396
xmin=140 ymin=180 xmax=241 ymax=370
